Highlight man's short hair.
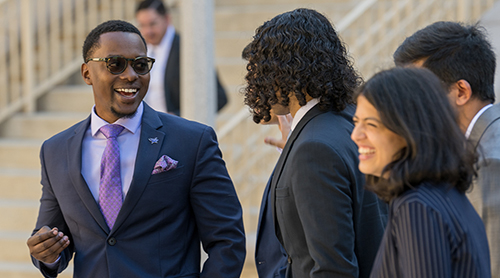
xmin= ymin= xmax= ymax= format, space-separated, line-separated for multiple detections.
xmin=242 ymin=8 xmax=361 ymax=123
xmin=82 ymin=20 xmax=147 ymax=62
xmin=393 ymin=21 xmax=496 ymax=103
xmin=136 ymin=0 xmax=168 ymax=16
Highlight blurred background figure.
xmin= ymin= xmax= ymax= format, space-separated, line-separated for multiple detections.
xmin=393 ymin=21 xmax=499 ymax=277
xmin=351 ymin=67 xmax=491 ymax=278
xmin=135 ymin=0 xmax=227 ymax=116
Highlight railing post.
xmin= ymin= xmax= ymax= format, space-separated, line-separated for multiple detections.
xmin=21 ymin=0 xmax=35 ymax=113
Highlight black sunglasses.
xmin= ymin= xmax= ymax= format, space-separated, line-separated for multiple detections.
xmin=86 ymin=56 xmax=155 ymax=75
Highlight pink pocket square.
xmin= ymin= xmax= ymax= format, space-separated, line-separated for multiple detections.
xmin=152 ymin=155 xmax=178 ymax=175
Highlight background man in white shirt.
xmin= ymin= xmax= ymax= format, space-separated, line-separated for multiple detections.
xmin=135 ymin=0 xmax=227 ymax=116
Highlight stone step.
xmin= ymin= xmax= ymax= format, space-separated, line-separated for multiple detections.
xmin=0 ymin=112 xmax=88 ymax=140
xmin=217 ymin=58 xmax=247 ymax=89
xmin=0 ymin=169 xmax=41 ymax=200
xmin=0 ymin=261 xmax=72 ymax=278
xmin=214 ymin=3 xmax=352 ymax=32
xmin=0 ymin=199 xmax=39 ymax=232
xmin=242 ymin=231 xmax=258 ymax=278
xmin=215 ymin=0 xmax=351 ymax=7
xmin=215 ymin=31 xmax=254 ymax=59
xmin=0 ymin=139 xmax=42 ymax=170
xmin=38 ymin=85 xmax=94 ymax=113
xmin=0 ymin=231 xmax=33 ymax=263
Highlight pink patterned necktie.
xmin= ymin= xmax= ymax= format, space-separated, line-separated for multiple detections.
xmin=99 ymin=124 xmax=125 ymax=229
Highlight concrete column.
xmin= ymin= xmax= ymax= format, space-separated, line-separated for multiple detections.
xmin=179 ymin=0 xmax=216 ymax=126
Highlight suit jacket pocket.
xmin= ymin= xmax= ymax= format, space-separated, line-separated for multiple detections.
xmin=275 ymin=186 xmax=290 ymax=198
xmin=148 ymin=165 xmax=185 ymax=185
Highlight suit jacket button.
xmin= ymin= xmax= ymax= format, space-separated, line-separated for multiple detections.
xmin=287 ymin=256 xmax=291 ymax=263
xmin=108 ymin=237 xmax=116 ymax=246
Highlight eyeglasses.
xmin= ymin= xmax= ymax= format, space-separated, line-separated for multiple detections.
xmin=86 ymin=56 xmax=155 ymax=75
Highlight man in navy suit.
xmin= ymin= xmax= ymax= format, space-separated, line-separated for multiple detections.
xmin=26 ymin=20 xmax=245 ymax=277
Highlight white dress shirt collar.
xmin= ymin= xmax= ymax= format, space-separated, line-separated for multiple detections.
xmin=465 ymin=104 xmax=493 ymax=138
xmin=291 ymin=98 xmax=320 ymax=132
xmin=91 ymin=102 xmax=144 ymax=136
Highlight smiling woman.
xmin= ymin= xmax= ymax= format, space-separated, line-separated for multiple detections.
xmin=351 ymin=95 xmax=406 ymax=178
xmin=351 ymin=67 xmax=492 ymax=277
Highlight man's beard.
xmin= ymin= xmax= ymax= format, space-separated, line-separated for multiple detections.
xmin=111 ymin=106 xmax=137 ymax=119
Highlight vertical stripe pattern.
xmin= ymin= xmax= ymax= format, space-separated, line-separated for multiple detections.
xmin=370 ymin=182 xmax=491 ymax=278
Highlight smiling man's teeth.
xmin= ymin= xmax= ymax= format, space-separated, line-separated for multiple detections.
xmin=116 ymin=88 xmax=138 ymax=93
xmin=359 ymin=147 xmax=375 ymax=154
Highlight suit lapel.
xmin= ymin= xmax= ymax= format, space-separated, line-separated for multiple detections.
xmin=469 ymin=104 xmax=500 ymax=149
xmin=112 ymin=104 xmax=165 ymax=233
xmin=67 ymin=117 xmax=110 ymax=233
xmin=270 ymin=105 xmax=325 ymax=239
xmin=164 ymin=33 xmax=180 ymax=114
xmin=256 ymin=171 xmax=274 ymax=252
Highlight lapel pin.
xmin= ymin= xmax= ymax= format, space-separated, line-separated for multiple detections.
xmin=148 ymin=137 xmax=159 ymax=144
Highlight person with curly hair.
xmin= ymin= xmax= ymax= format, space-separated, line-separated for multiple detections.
xmin=243 ymin=8 xmax=388 ymax=278
xmin=351 ymin=67 xmax=490 ymax=277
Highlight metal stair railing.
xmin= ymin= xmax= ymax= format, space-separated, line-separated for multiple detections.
xmin=218 ymin=0 xmax=499 ymax=207
xmin=0 ymin=0 xmax=137 ymax=125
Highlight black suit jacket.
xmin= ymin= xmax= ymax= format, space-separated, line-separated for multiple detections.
xmin=164 ymin=33 xmax=227 ymax=116
xmin=31 ymin=103 xmax=245 ymax=277
xmin=255 ymin=173 xmax=288 ymax=278
xmin=271 ymin=104 xmax=388 ymax=278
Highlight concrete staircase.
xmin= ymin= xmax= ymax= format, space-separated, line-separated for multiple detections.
xmin=0 ymin=85 xmax=93 ymax=277
xmin=1 ymin=0 xmax=499 ymax=277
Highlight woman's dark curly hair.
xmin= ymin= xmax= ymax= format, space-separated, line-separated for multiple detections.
xmin=356 ymin=67 xmax=476 ymax=202
xmin=242 ymin=8 xmax=361 ymax=123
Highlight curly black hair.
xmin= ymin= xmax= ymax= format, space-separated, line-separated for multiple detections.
xmin=242 ymin=8 xmax=361 ymax=123
xmin=82 ymin=20 xmax=147 ymax=62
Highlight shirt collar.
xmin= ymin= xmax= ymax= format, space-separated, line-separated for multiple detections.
xmin=291 ymin=98 xmax=320 ymax=131
xmin=465 ymin=103 xmax=493 ymax=138
xmin=90 ymin=102 xmax=144 ymax=137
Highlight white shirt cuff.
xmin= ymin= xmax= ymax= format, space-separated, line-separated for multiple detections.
xmin=42 ymin=255 xmax=61 ymax=270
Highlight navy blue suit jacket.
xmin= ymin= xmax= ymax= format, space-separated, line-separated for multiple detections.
xmin=255 ymin=173 xmax=288 ymax=278
xmin=31 ymin=103 xmax=245 ymax=277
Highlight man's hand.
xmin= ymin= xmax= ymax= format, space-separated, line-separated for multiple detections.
xmin=263 ymin=114 xmax=292 ymax=150
xmin=27 ymin=226 xmax=70 ymax=264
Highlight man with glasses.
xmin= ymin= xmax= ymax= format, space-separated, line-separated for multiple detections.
xmin=26 ymin=20 xmax=245 ymax=277
xmin=135 ymin=0 xmax=227 ymax=116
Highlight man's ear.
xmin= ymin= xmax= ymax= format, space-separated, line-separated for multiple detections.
xmin=81 ymin=63 xmax=92 ymax=85
xmin=454 ymin=79 xmax=472 ymax=106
